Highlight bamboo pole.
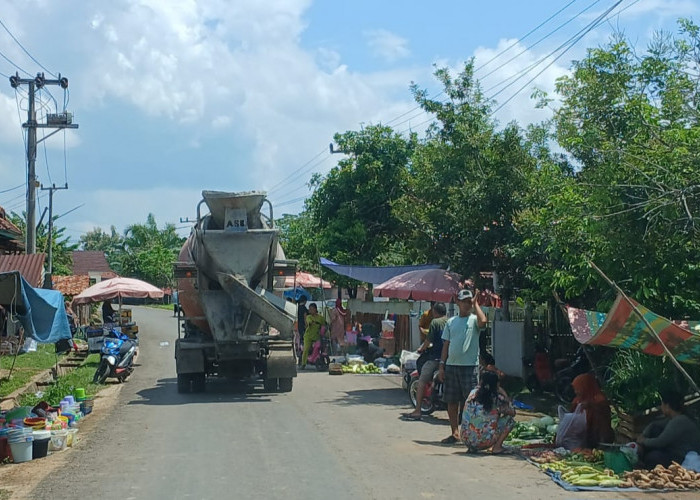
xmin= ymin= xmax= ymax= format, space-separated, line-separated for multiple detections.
xmin=587 ymin=260 xmax=700 ymax=393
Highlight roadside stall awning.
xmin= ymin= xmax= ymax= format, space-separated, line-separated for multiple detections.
xmin=319 ymin=257 xmax=441 ymax=285
xmin=72 ymin=277 xmax=164 ymax=305
xmin=567 ymin=294 xmax=700 ymax=364
xmin=284 ymin=271 xmax=332 ymax=289
xmin=0 ymin=271 xmax=71 ymax=344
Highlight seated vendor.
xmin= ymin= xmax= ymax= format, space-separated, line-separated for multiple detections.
xmin=571 ymin=373 xmax=614 ymax=448
xmin=102 ymin=300 xmax=116 ymax=323
xmin=639 ymin=390 xmax=700 ymax=468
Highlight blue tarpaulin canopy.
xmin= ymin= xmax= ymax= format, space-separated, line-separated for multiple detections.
xmin=319 ymin=257 xmax=442 ymax=285
xmin=0 ymin=271 xmax=71 ymax=344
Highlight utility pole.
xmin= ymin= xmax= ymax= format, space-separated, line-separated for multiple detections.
xmin=9 ymin=72 xmax=78 ymax=254
xmin=41 ymin=183 xmax=68 ymax=288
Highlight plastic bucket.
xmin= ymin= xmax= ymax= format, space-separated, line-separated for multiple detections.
xmin=74 ymin=388 xmax=86 ymax=399
xmin=66 ymin=428 xmax=78 ymax=447
xmin=50 ymin=430 xmax=67 ymax=452
xmin=80 ymin=398 xmax=94 ymax=415
xmin=9 ymin=440 xmax=32 ymax=463
xmin=0 ymin=436 xmax=12 ymax=462
xmin=32 ymin=431 xmax=50 ymax=459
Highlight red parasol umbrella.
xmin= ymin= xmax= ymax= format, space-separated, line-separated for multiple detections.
xmin=284 ymin=271 xmax=332 ymax=289
xmin=373 ymin=268 xmax=462 ymax=302
xmin=72 ymin=277 xmax=164 ymax=305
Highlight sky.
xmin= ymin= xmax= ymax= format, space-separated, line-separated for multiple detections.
xmin=0 ymin=0 xmax=697 ymax=244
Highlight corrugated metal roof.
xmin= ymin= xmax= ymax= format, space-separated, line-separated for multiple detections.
xmin=52 ymin=274 xmax=91 ymax=297
xmin=0 ymin=206 xmax=22 ymax=238
xmin=71 ymin=251 xmax=116 ymax=275
xmin=0 ymin=253 xmax=46 ymax=287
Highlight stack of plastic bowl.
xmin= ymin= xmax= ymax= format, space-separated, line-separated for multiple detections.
xmin=23 ymin=417 xmax=47 ymax=430
xmin=7 ymin=427 xmax=33 ymax=463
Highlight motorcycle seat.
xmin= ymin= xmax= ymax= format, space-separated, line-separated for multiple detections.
xmin=119 ymin=341 xmax=135 ymax=355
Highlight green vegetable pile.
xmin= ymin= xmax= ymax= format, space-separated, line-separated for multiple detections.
xmin=540 ymin=460 xmax=622 ymax=487
xmin=341 ymin=363 xmax=382 ymax=374
xmin=507 ymin=416 xmax=557 ymax=443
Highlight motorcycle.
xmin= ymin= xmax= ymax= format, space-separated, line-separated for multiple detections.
xmin=306 ymin=327 xmax=330 ymax=372
xmin=408 ymin=366 xmax=446 ymax=415
xmin=93 ymin=329 xmax=137 ymax=384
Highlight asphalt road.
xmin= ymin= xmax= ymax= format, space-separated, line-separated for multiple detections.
xmin=29 ymin=307 xmax=681 ymax=500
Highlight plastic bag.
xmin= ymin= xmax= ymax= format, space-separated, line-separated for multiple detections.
xmin=682 ymin=451 xmax=700 ymax=472
xmin=555 ymin=404 xmax=587 ymax=450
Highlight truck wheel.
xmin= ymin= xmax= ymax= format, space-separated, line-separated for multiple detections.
xmin=279 ymin=378 xmax=293 ymax=393
xmin=177 ymin=374 xmax=191 ymax=393
xmin=263 ymin=378 xmax=278 ymax=392
xmin=192 ymin=373 xmax=206 ymax=393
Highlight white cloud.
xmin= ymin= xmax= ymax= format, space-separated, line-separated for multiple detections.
xmin=364 ymin=29 xmax=411 ymax=62
xmin=472 ymin=38 xmax=571 ymax=127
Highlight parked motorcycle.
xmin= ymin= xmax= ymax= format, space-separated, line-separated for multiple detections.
xmin=408 ymin=367 xmax=446 ymax=415
xmin=553 ymin=346 xmax=592 ymax=404
xmin=93 ymin=329 xmax=137 ymax=384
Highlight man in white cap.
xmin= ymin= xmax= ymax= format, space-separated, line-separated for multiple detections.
xmin=438 ymin=288 xmax=487 ymax=444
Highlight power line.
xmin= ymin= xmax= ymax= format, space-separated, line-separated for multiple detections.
xmin=0 ymin=48 xmax=31 ymax=76
xmin=397 ymin=0 xmax=631 ymax=135
xmin=383 ymin=0 xmax=586 ymax=128
xmin=267 ymin=147 xmax=327 ymax=194
xmin=478 ymin=0 xmax=603 ymax=83
xmin=490 ymin=0 xmax=627 ymax=113
xmin=0 ymin=16 xmax=57 ymax=77
xmin=0 ymin=183 xmax=24 ymax=194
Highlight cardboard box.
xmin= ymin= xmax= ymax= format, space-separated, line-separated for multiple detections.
xmin=378 ymin=337 xmax=395 ymax=356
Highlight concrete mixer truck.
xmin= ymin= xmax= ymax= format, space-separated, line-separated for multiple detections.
xmin=173 ymin=190 xmax=297 ymax=393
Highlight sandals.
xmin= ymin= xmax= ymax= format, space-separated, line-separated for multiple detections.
xmin=440 ymin=435 xmax=458 ymax=445
xmin=400 ymin=414 xmax=422 ymax=421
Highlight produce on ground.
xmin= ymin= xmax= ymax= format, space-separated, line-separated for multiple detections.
xmin=340 ymin=363 xmax=381 ymax=374
xmin=506 ymin=416 xmax=558 ymax=443
xmin=538 ymin=459 xmax=623 ymax=487
xmin=622 ymin=462 xmax=700 ymax=490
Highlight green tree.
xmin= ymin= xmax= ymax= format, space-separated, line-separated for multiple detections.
xmin=305 ymin=124 xmax=416 ymax=292
xmin=276 ymin=212 xmax=316 ymax=271
xmin=394 ymin=63 xmax=536 ymax=295
xmin=79 ymin=226 xmax=123 ymax=269
xmin=10 ymin=211 xmax=78 ymax=275
xmin=116 ymin=214 xmax=185 ymax=288
xmin=517 ymin=23 xmax=700 ymax=315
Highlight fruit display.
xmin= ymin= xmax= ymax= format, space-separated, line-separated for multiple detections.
xmin=340 ymin=363 xmax=382 ymax=374
xmin=622 ymin=463 xmax=700 ymax=490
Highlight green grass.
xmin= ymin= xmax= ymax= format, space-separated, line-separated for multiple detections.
xmin=145 ymin=303 xmax=173 ymax=311
xmin=17 ymin=354 xmax=102 ymax=407
xmin=0 ymin=344 xmax=66 ymax=398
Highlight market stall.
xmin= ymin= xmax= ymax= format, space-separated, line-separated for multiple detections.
xmin=72 ymin=277 xmax=163 ymax=351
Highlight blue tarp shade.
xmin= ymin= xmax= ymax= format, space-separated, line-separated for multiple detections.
xmin=319 ymin=257 xmax=442 ymax=285
xmin=0 ymin=271 xmax=71 ymax=344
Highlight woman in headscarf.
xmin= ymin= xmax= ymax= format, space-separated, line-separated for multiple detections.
xmin=328 ymin=298 xmax=346 ymax=354
xmin=571 ymin=373 xmax=614 ymax=448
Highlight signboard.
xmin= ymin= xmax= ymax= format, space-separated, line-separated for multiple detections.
xmin=224 ymin=208 xmax=248 ymax=232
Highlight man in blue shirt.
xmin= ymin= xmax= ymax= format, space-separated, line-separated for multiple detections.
xmin=438 ymin=288 xmax=487 ymax=444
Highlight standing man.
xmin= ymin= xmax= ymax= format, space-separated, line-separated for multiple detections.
xmin=438 ymin=289 xmax=487 ymax=444
xmin=401 ymin=302 xmax=447 ymax=420
xmin=418 ymin=301 xmax=436 ymax=342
